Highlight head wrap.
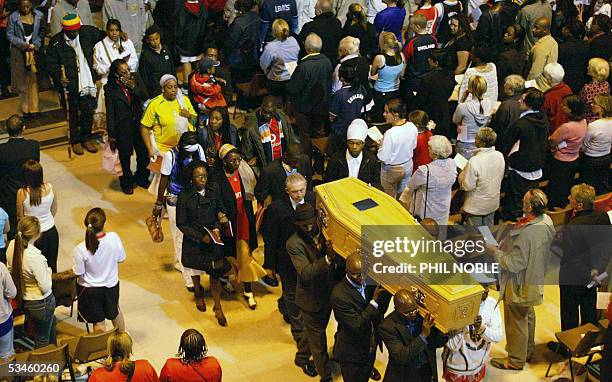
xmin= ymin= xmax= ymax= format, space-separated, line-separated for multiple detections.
xmin=62 ymin=13 xmax=81 ymax=31
xmin=219 ymin=143 xmax=237 ymax=160
xmin=159 ymin=74 xmax=177 ymax=88
xmin=294 ymin=203 xmax=316 ymax=223
xmin=346 ymin=119 xmax=368 ymax=141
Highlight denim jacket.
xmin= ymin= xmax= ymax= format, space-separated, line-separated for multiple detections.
xmin=7 ymin=10 xmax=43 ymax=50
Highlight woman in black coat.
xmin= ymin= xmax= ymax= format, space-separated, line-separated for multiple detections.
xmin=176 ymin=160 xmax=230 ymax=326
xmin=417 ymin=49 xmax=455 ymax=139
xmin=105 ymin=59 xmax=150 ymax=194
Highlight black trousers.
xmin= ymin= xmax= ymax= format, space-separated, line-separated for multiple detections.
xmin=35 ymin=225 xmax=59 ymax=273
xmin=116 ymin=129 xmax=150 ymax=188
xmin=0 ymin=28 xmax=10 ymax=89
xmin=339 ymin=353 xmax=376 ymax=382
xmin=502 ymin=170 xmax=539 ymax=221
xmin=65 ymin=93 xmax=96 ymax=144
xmin=581 ymin=153 xmax=610 ymax=195
xmin=279 ymin=271 xmax=311 ymax=365
xmin=547 ymin=158 xmax=578 ymax=209
xmin=559 ymin=285 xmax=596 ymax=331
xmin=302 ymin=307 xmax=332 ymax=381
xmin=295 ymin=112 xmax=329 ymax=159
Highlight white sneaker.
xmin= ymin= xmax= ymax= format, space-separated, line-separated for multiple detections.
xmin=243 ymin=292 xmax=257 ymax=310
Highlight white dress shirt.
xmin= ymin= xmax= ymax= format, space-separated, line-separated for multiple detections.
xmin=93 ymin=36 xmax=139 ymax=84
xmin=332 ymin=53 xmax=359 ymax=93
xmin=377 ymin=121 xmax=418 ymax=166
xmin=346 ymin=150 xmax=363 ymax=178
xmin=290 ymin=198 xmax=305 ymax=210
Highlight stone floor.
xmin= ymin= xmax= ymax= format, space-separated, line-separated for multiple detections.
xmin=28 ymin=142 xmax=589 ymax=382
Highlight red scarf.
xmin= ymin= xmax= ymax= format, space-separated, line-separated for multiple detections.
xmin=514 ymin=214 xmax=536 ymax=230
xmin=185 ymin=0 xmax=200 ymax=13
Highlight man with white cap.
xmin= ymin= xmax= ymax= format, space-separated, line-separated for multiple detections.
xmin=324 ymin=119 xmax=380 ymax=187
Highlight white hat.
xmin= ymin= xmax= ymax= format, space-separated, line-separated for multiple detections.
xmin=346 ymin=119 xmax=368 ymax=141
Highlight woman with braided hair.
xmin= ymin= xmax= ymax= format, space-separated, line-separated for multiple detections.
xmin=89 ymin=331 xmax=158 ymax=381
xmin=160 ymin=329 xmax=222 ymax=381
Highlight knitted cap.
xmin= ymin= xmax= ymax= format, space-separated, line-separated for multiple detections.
xmin=218 ymin=143 xmax=238 ymax=160
xmin=62 ymin=13 xmax=81 ymax=31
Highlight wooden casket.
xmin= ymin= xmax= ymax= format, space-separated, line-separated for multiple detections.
xmin=315 ymin=178 xmax=483 ymax=332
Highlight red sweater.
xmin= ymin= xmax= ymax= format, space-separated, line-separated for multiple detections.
xmin=160 ymin=357 xmax=222 ymax=382
xmin=542 ymin=82 xmax=572 ymax=133
xmin=89 ymin=360 xmax=159 ymax=382
xmin=413 ymin=130 xmax=433 ymax=173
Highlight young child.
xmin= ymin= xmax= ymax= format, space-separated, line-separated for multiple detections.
xmin=189 ymin=58 xmax=227 ymax=125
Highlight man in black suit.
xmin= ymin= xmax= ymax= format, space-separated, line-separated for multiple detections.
xmin=46 ymin=14 xmax=105 ymax=156
xmin=0 ymin=115 xmax=40 ymax=239
xmin=324 ymin=119 xmax=380 ymax=187
xmin=331 ymin=252 xmax=390 ymax=382
xmin=264 ymin=173 xmax=317 ymax=377
xmin=287 ymin=203 xmax=336 ymax=382
xmin=256 ymin=143 xmax=312 ymax=287
xmin=379 ymin=289 xmax=447 ymax=382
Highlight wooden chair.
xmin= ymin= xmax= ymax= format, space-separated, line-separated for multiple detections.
xmin=545 ymin=323 xmax=603 ymax=382
xmin=546 ymin=206 xmax=573 ymax=226
xmin=16 ymin=343 xmax=76 ymax=382
xmin=594 ymin=192 xmax=611 ymax=212
xmin=52 ymin=270 xmax=78 ymax=318
xmin=60 ymin=326 xmax=117 ymax=365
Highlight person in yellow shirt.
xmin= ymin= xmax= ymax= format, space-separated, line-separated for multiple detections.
xmin=140 ymin=74 xmax=197 ymax=157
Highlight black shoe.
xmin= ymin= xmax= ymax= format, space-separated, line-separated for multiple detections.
xmin=136 ymin=179 xmax=151 ymax=189
xmin=370 ymin=367 xmax=382 ymax=381
xmin=295 ymin=360 xmax=317 ymax=377
xmin=121 ymin=185 xmax=134 ymax=195
xmin=186 ymin=286 xmax=195 ymax=293
xmin=262 ymin=275 xmax=279 ymax=287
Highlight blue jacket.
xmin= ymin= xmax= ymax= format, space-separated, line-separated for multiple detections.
xmin=259 ymin=0 xmax=298 ymax=49
xmin=7 ymin=10 xmax=44 ymax=50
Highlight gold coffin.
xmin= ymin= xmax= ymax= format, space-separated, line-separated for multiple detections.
xmin=314 ymin=178 xmax=483 ymax=332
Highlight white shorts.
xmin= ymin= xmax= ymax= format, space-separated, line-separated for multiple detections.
xmin=184 ymin=267 xmax=205 ymax=277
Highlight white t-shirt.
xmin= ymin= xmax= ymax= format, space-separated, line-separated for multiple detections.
xmin=582 ymin=118 xmax=612 ymax=157
xmin=73 ymin=232 xmax=126 ymax=288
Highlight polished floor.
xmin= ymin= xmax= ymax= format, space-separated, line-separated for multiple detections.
xmin=31 ymin=142 xmax=586 ymax=382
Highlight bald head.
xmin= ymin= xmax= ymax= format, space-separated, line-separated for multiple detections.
xmin=346 ymin=252 xmax=362 ymax=274
xmin=394 ymin=289 xmax=418 ymax=316
xmin=533 ymin=17 xmax=551 ymax=38
xmin=305 ymin=33 xmax=322 ymax=54
xmin=316 ymin=0 xmax=333 ymax=14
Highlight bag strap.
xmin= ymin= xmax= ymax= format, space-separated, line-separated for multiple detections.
xmin=190 ymin=362 xmax=210 ymax=382
xmin=423 ymin=165 xmax=430 ymax=219
xmin=101 ymin=40 xmax=113 ymax=66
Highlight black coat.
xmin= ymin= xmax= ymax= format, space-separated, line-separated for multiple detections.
xmin=174 ymin=5 xmax=207 ymax=57
xmin=0 ymin=138 xmax=40 ymax=235
xmin=558 ymin=38 xmax=589 ymax=94
xmin=223 ymin=11 xmax=260 ymax=69
xmin=176 ymin=184 xmax=226 ymax=270
xmin=254 ymin=157 xmax=313 ymax=204
xmin=489 ymin=95 xmax=521 ymax=138
xmin=104 ymin=81 xmax=146 ymax=146
xmin=211 ymin=166 xmax=258 ymax=254
xmin=286 ymin=53 xmax=333 ymax=114
xmin=286 ymin=230 xmax=336 ymax=313
xmin=500 ymin=111 xmax=550 ymax=172
xmin=263 ymin=191 xmax=316 ymax=276
xmin=324 ymin=150 xmax=380 ymax=187
xmin=417 ymin=68 xmax=454 ymax=137
xmin=475 ymin=0 xmax=519 ymax=51
xmin=343 ymin=22 xmax=377 ymax=60
xmin=138 ymin=44 xmax=176 ymax=99
xmin=331 ymin=278 xmax=390 ymax=362
xmin=379 ymin=311 xmax=446 ymax=382
xmin=299 ymin=12 xmax=343 ymax=64
xmin=46 ymin=26 xmax=105 ymax=94
xmin=495 ymin=46 xmax=525 ymax=95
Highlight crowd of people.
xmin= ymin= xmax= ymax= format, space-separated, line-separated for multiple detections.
xmin=0 ymin=0 xmax=612 ymax=380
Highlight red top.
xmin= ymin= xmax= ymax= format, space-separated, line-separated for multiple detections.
xmin=89 ymin=360 xmax=159 ymax=382
xmin=543 ymin=82 xmax=572 ymax=133
xmin=160 ymin=357 xmax=222 ymax=382
xmin=213 ymin=133 xmax=223 ymax=151
xmin=413 ymin=130 xmax=433 ymax=173
xmin=269 ymin=118 xmax=283 ymax=160
xmin=414 ymin=6 xmax=439 ymax=35
xmin=227 ymin=171 xmax=249 ymax=241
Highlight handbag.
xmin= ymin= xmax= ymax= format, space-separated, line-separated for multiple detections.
xmin=101 ymin=139 xmax=123 ymax=176
xmin=146 ymin=215 xmax=164 ymax=242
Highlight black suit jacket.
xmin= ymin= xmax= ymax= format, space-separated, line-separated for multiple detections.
xmin=46 ymin=26 xmax=105 ymax=94
xmin=323 ymin=150 xmax=380 ymax=187
xmin=104 ymin=81 xmax=147 ymax=145
xmin=263 ymin=192 xmax=315 ymax=276
xmin=331 ymin=278 xmax=390 ymax=362
xmin=254 ymin=157 xmax=312 ymax=204
xmin=286 ymin=230 xmax=336 ymax=313
xmin=0 ymin=138 xmax=40 ymax=232
xmin=211 ymin=167 xmax=258 ymax=255
xmin=379 ymin=311 xmax=446 ymax=382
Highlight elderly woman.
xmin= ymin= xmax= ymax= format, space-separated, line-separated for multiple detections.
xmin=141 ymin=74 xmax=197 ymax=194
xmin=259 ymin=18 xmax=299 ymax=98
xmin=7 ymin=0 xmax=43 ymax=117
xmin=581 ymin=95 xmax=612 ymax=194
xmin=459 ymin=127 xmax=505 ymax=226
xmin=399 ymin=135 xmax=457 ymax=225
xmin=580 ymin=57 xmax=610 ymax=123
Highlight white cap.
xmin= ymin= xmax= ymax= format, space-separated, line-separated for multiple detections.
xmin=346 ymin=119 xmax=368 ymax=141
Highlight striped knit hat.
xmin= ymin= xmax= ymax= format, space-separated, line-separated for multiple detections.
xmin=61 ymin=13 xmax=81 ymax=31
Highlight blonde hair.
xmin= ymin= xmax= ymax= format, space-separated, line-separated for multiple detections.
xmin=286 ymin=173 xmax=307 ymax=188
xmin=104 ymin=332 xmax=135 ymax=376
xmin=588 ymin=57 xmax=610 ymax=83
xmin=593 ymin=94 xmax=612 ymax=117
xmin=570 ymin=183 xmax=596 ymax=209
xmin=526 ymin=188 xmax=548 ymax=215
xmin=11 ymin=216 xmax=41 ymax=305
xmin=468 ymin=75 xmax=487 ymax=101
xmin=272 ymin=18 xmax=290 ymax=41
xmin=379 ymin=31 xmax=402 ymax=63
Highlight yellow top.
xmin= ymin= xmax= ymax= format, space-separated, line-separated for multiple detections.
xmin=140 ymin=94 xmax=196 ymax=153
